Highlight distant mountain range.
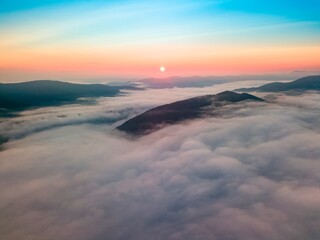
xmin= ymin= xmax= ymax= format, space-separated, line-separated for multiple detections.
xmin=235 ymin=75 xmax=320 ymax=92
xmin=139 ymin=76 xmax=231 ymax=88
xmin=117 ymin=91 xmax=264 ymax=135
xmin=2 ymin=75 xmax=318 ymax=113
xmin=138 ymin=72 xmax=320 ymax=89
xmin=0 ymin=80 xmax=138 ymax=112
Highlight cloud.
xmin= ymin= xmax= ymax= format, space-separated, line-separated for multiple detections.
xmin=0 ymin=89 xmax=320 ymax=240
xmin=0 ymin=80 xmax=269 ymax=144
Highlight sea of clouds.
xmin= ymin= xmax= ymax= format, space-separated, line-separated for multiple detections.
xmin=1 ymin=80 xmax=320 ymax=240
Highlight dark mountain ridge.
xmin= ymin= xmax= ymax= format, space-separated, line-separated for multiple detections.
xmin=0 ymin=80 xmax=138 ymax=112
xmin=117 ymin=91 xmax=264 ymax=135
xmin=236 ymin=75 xmax=320 ymax=92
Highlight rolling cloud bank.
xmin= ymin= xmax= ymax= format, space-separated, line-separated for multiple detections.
xmin=1 ymin=81 xmax=320 ymax=240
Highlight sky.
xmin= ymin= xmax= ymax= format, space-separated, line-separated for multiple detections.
xmin=0 ymin=0 xmax=320 ymax=82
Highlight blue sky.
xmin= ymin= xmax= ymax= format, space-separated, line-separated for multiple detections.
xmin=1 ymin=0 xmax=319 ymax=21
xmin=217 ymin=0 xmax=320 ymax=21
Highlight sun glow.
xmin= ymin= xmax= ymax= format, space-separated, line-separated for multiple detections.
xmin=160 ymin=66 xmax=166 ymax=72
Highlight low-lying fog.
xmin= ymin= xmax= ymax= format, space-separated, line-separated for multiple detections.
xmin=1 ymin=80 xmax=320 ymax=240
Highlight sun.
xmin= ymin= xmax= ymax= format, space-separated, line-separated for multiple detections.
xmin=160 ymin=66 xmax=166 ymax=72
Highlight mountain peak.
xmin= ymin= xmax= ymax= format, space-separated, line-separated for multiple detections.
xmin=117 ymin=91 xmax=263 ymax=135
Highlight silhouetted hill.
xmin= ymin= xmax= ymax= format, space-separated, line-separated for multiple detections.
xmin=0 ymin=80 xmax=138 ymax=112
xmin=117 ymin=91 xmax=263 ymax=135
xmin=236 ymin=75 xmax=320 ymax=92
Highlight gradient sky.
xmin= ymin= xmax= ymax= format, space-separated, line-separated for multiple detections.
xmin=0 ymin=0 xmax=320 ymax=82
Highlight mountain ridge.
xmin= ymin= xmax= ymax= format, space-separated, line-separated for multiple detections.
xmin=235 ymin=75 xmax=320 ymax=92
xmin=0 ymin=80 xmax=139 ymax=112
xmin=117 ymin=91 xmax=264 ymax=136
